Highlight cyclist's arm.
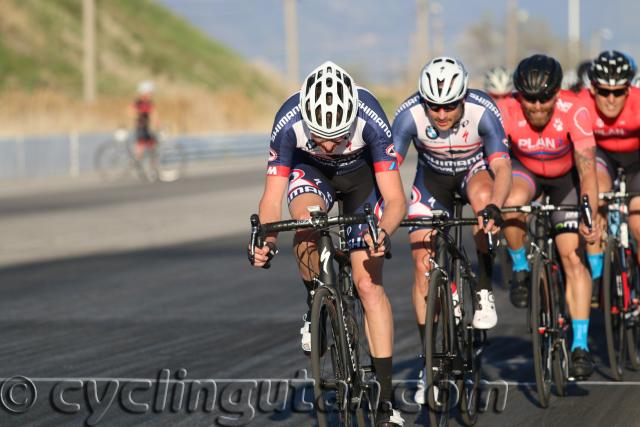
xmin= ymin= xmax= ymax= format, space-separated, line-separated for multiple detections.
xmin=489 ymin=158 xmax=512 ymax=208
xmin=258 ymin=175 xmax=289 ymax=244
xmin=571 ymin=105 xmax=600 ymax=241
xmin=360 ymin=89 xmax=408 ymax=235
xmin=391 ymin=95 xmax=421 ymax=165
xmin=375 ymin=170 xmax=407 ymax=235
xmin=478 ymin=95 xmax=512 ymax=208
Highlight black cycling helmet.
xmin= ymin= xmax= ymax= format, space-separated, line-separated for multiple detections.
xmin=589 ymin=50 xmax=634 ymax=87
xmin=513 ymin=54 xmax=563 ymax=101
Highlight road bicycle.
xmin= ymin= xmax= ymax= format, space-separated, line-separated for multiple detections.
xmin=94 ymin=128 xmax=187 ymax=182
xmin=501 ymin=196 xmax=591 ymax=407
xmin=598 ymin=167 xmax=640 ymax=380
xmin=400 ymin=195 xmax=489 ymax=427
xmin=249 ymin=202 xmax=383 ymax=426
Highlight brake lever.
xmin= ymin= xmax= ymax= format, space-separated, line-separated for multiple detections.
xmin=482 ymin=210 xmax=494 ymax=255
xmin=249 ymin=214 xmax=271 ymax=269
xmin=580 ymin=195 xmax=593 ymax=232
xmin=364 ymin=203 xmax=380 ymax=253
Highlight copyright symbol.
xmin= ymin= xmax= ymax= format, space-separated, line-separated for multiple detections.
xmin=0 ymin=376 xmax=37 ymax=413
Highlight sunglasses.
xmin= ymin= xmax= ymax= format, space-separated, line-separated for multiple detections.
xmin=594 ymin=87 xmax=628 ymax=98
xmin=425 ymin=100 xmax=461 ymax=112
xmin=520 ymin=92 xmax=556 ymax=104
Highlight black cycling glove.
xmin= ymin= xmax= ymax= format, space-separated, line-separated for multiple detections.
xmin=479 ymin=204 xmax=504 ymax=228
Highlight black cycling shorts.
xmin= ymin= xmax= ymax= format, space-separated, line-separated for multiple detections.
xmin=286 ymin=162 xmax=383 ymax=250
xmin=512 ymin=158 xmax=580 ymax=235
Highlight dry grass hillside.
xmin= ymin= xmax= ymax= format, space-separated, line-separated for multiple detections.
xmin=0 ymin=0 xmax=286 ymax=136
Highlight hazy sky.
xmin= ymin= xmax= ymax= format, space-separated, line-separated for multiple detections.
xmin=159 ymin=0 xmax=640 ymax=84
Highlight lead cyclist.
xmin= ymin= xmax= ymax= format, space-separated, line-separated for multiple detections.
xmin=249 ymin=61 xmax=406 ymax=426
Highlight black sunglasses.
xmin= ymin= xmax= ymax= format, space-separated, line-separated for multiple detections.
xmin=425 ymin=100 xmax=461 ymax=112
xmin=520 ymin=92 xmax=556 ymax=103
xmin=594 ymin=86 xmax=628 ymax=98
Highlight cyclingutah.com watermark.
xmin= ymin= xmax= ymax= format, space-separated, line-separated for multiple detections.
xmin=0 ymin=369 xmax=510 ymax=426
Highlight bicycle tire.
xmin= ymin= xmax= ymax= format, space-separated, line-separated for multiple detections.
xmin=157 ymin=139 xmax=187 ymax=182
xmin=458 ymin=275 xmax=481 ymax=426
xmin=549 ymin=261 xmax=568 ymax=397
xmin=530 ymin=252 xmax=552 ymax=407
xmin=348 ymin=296 xmax=376 ymax=427
xmin=425 ymin=270 xmax=454 ymax=427
xmin=311 ymin=286 xmax=353 ymax=427
xmin=603 ymin=237 xmax=626 ymax=380
xmin=624 ymin=246 xmax=640 ymax=370
xmin=94 ymin=139 xmax=133 ymax=182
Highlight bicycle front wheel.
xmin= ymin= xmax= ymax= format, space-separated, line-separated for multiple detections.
xmin=603 ymin=237 xmax=626 ymax=380
xmin=530 ymin=252 xmax=552 ymax=407
xmin=457 ymin=275 xmax=481 ymax=426
xmin=311 ymin=287 xmax=353 ymax=427
xmin=156 ymin=139 xmax=187 ymax=182
xmin=424 ymin=270 xmax=455 ymax=427
xmin=623 ymin=245 xmax=640 ymax=370
xmin=94 ymin=140 xmax=132 ymax=182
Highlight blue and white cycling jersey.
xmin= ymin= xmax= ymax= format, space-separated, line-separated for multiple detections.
xmin=392 ymin=89 xmax=509 ymax=175
xmin=267 ymin=88 xmax=398 ymax=177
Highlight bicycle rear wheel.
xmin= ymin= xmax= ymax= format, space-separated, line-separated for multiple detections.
xmin=94 ymin=140 xmax=132 ymax=182
xmin=425 ymin=270 xmax=455 ymax=427
xmin=603 ymin=238 xmax=626 ymax=380
xmin=530 ymin=252 xmax=552 ymax=407
xmin=311 ymin=287 xmax=353 ymax=427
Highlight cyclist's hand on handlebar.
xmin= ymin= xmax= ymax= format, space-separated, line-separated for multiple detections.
xmin=364 ymin=228 xmax=391 ymax=258
xmin=477 ymin=204 xmax=504 ymax=234
xmin=579 ymin=222 xmax=600 ymax=245
xmin=248 ymin=241 xmax=278 ymax=268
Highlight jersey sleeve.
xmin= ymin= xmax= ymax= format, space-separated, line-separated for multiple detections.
xmin=569 ymin=103 xmax=596 ymax=151
xmin=266 ymin=97 xmax=300 ymax=177
xmin=359 ymin=89 xmax=398 ymax=173
xmin=477 ymin=97 xmax=510 ymax=164
xmin=391 ymin=101 xmax=419 ymax=166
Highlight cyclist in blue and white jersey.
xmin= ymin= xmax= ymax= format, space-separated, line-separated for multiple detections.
xmin=392 ymin=57 xmax=512 ymax=404
xmin=250 ymin=61 xmax=406 ymax=426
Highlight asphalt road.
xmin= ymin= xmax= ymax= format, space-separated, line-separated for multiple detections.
xmin=0 ymin=159 xmax=639 ymax=426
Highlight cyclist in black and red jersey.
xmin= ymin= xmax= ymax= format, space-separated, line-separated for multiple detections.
xmin=129 ymin=80 xmax=158 ymax=161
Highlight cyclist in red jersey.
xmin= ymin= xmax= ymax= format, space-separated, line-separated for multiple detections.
xmin=500 ymin=55 xmax=600 ymax=379
xmin=129 ymin=80 xmax=158 ymax=161
xmin=576 ymin=51 xmax=640 ymax=302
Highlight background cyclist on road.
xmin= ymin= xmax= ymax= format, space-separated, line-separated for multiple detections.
xmin=250 ymin=61 xmax=406 ymax=426
xmin=499 ymin=54 xmax=601 ymax=379
xmin=577 ymin=50 xmax=640 ymax=305
xmin=484 ymin=66 xmax=514 ymax=102
xmin=129 ymin=80 xmax=158 ymax=162
xmin=392 ymin=56 xmax=512 ymax=404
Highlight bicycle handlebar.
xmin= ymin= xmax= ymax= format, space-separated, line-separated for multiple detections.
xmin=248 ymin=203 xmax=391 ymax=268
xmin=599 ymin=191 xmax=640 ymax=201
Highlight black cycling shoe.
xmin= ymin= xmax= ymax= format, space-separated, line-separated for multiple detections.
xmin=591 ymin=277 xmax=601 ymax=308
xmin=376 ymin=400 xmax=405 ymax=426
xmin=570 ymin=348 xmax=594 ymax=380
xmin=509 ymin=270 xmax=530 ymax=308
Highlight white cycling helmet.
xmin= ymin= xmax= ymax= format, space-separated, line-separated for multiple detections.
xmin=419 ymin=56 xmax=469 ymax=104
xmin=300 ymin=61 xmax=359 ymax=139
xmin=632 ymin=75 xmax=640 ymax=88
xmin=137 ymin=80 xmax=155 ymax=95
xmin=484 ymin=66 xmax=513 ymax=96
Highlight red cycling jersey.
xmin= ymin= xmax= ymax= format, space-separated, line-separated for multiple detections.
xmin=498 ymin=90 xmax=595 ymax=178
xmin=577 ymin=86 xmax=640 ymax=153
